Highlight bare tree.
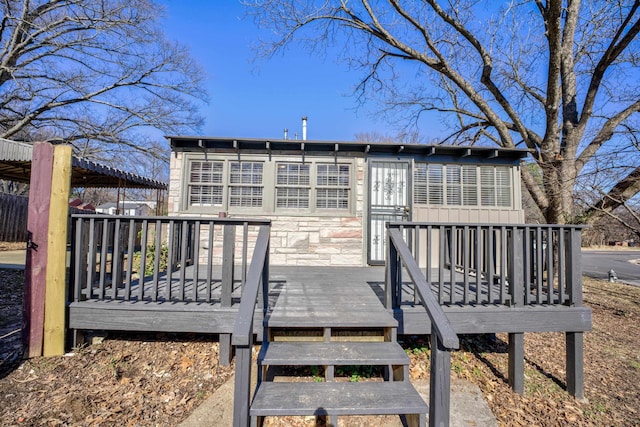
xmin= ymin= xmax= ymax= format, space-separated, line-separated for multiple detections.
xmin=0 ymin=0 xmax=206 ymax=162
xmin=247 ymin=0 xmax=640 ymax=225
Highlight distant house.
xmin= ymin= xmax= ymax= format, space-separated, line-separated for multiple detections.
xmin=69 ymin=198 xmax=95 ymax=212
xmin=96 ymin=201 xmax=153 ymax=216
xmin=167 ymin=136 xmax=530 ymax=266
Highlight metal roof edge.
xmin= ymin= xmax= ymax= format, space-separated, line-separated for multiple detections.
xmin=166 ymin=135 xmax=532 ymax=159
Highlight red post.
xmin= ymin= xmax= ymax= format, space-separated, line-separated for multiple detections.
xmin=23 ymin=142 xmax=54 ymax=358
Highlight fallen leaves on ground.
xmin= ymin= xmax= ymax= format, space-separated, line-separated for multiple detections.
xmin=2 ymin=268 xmax=639 ymax=426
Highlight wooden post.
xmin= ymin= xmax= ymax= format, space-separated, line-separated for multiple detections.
xmin=384 ymin=225 xmax=396 ymax=310
xmin=220 ymin=224 xmax=236 ymax=366
xmin=566 ymin=228 xmax=585 ymax=398
xmin=23 ymin=142 xmax=55 ymax=358
xmin=566 ymin=332 xmax=584 ymax=398
xmin=507 ymin=227 xmax=525 ymax=394
xmin=508 ymin=333 xmax=525 ymax=394
xmin=429 ymin=332 xmax=451 ymax=427
xmin=43 ymin=145 xmax=72 ymax=356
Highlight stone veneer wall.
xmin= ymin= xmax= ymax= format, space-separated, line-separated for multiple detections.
xmin=169 ymin=152 xmax=367 ymax=267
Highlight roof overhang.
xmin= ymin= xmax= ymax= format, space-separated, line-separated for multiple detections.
xmin=167 ymin=136 xmax=531 ymax=161
xmin=0 ymin=139 xmax=167 ymax=190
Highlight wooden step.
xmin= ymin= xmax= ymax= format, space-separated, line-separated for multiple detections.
xmin=250 ymin=381 xmax=427 ymax=417
xmin=267 ymin=308 xmax=397 ymax=328
xmin=260 ymin=342 xmax=409 ymax=366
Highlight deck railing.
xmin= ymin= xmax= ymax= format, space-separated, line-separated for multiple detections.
xmin=388 ymin=222 xmax=586 ymax=308
xmin=231 ymin=225 xmax=270 ymax=427
xmin=387 ymin=226 xmax=460 ymax=427
xmin=69 ymin=214 xmax=271 ymax=305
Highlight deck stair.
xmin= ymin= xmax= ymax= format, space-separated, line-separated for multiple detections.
xmin=250 ymin=280 xmax=428 ymax=426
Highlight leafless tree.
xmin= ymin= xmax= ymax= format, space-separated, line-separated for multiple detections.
xmin=0 ymin=0 xmax=206 ymax=162
xmin=247 ymin=0 xmax=640 ymax=225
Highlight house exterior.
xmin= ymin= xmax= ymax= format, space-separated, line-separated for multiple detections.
xmin=168 ymin=136 xmax=530 ymax=266
xmin=96 ymin=201 xmax=153 ymax=216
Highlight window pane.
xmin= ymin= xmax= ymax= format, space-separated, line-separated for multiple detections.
xmin=427 ymin=164 xmax=444 ymax=205
xmin=317 ymin=188 xmax=349 ymax=209
xmin=277 ymin=163 xmax=310 ymax=185
xmin=317 ymin=164 xmax=350 ymax=186
xmin=276 ymin=187 xmax=309 ymax=208
xmin=414 ymin=163 xmax=427 ymax=204
xmin=189 ymin=185 xmax=222 ymax=206
xmin=230 ymin=162 xmax=263 ymax=184
xmin=446 ymin=165 xmax=462 ymax=205
xmin=462 ymin=165 xmax=478 ymax=206
xmin=496 ymin=167 xmax=511 ymax=206
xmin=190 ymin=161 xmax=223 ymax=184
xmin=229 ymin=186 xmax=263 ymax=207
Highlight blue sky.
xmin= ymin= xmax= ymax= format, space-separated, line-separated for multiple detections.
xmin=161 ymin=1 xmax=411 ymax=141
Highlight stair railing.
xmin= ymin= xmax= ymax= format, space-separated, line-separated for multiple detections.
xmin=231 ymin=224 xmax=271 ymax=427
xmin=387 ymin=226 xmax=460 ymax=427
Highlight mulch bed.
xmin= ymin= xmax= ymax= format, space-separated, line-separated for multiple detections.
xmin=1 ymin=267 xmax=639 ymax=426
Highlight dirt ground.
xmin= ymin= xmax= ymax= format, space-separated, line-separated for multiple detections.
xmin=1 ymin=267 xmax=639 ymax=426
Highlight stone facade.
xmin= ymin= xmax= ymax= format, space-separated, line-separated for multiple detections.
xmin=169 ymin=152 xmax=368 ymax=266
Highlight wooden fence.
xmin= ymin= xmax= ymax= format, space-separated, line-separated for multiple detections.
xmin=0 ymin=193 xmax=28 ymax=242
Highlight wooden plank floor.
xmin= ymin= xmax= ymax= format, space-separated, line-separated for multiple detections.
xmin=78 ymin=265 xmax=565 ymax=309
xmin=267 ymin=266 xmax=397 ymax=328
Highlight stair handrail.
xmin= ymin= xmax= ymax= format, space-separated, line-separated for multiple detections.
xmin=387 ymin=226 xmax=459 ymax=427
xmin=231 ymin=223 xmax=271 ymax=427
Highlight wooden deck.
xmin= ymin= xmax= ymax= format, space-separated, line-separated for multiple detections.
xmin=69 ymin=265 xmax=591 ymax=335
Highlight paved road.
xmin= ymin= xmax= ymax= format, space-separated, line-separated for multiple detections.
xmin=581 ymin=250 xmax=640 ymax=287
xmin=0 ymin=250 xmax=26 ymax=269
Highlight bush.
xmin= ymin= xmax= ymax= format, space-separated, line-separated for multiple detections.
xmin=132 ymin=241 xmax=168 ymax=276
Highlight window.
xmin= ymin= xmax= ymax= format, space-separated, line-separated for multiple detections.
xmin=229 ymin=162 xmax=263 ymax=207
xmin=276 ymin=163 xmax=310 ymax=208
xmin=481 ymin=166 xmax=511 ymax=207
xmin=446 ymin=165 xmax=462 ymax=205
xmin=414 ymin=164 xmax=443 ymax=205
xmin=414 ymin=163 xmax=511 ymax=208
xmin=316 ymin=164 xmax=350 ymax=209
xmin=188 ymin=161 xmax=223 ymax=206
xmin=185 ymin=157 xmax=355 ymax=214
xmin=462 ymin=165 xmax=478 ymax=206
xmin=275 ymin=162 xmax=351 ymax=211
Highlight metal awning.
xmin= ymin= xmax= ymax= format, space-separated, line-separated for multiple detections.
xmin=0 ymin=139 xmax=167 ymax=189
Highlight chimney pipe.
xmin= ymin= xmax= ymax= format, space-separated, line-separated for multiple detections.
xmin=284 ymin=128 xmax=288 ymax=140
xmin=302 ymin=116 xmax=307 ymax=141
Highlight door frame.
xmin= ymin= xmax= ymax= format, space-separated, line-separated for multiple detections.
xmin=367 ymin=159 xmax=412 ymax=265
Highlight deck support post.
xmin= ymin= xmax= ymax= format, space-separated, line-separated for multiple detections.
xmin=507 ymin=228 xmax=525 ymax=394
xmin=508 ymin=333 xmax=525 ymax=394
xmin=565 ymin=229 xmax=584 ymax=398
xmin=233 ymin=343 xmax=253 ymax=427
xmin=385 ymin=227 xmax=398 ymax=310
xmin=566 ymin=332 xmax=584 ymax=399
xmin=221 ymin=224 xmax=236 ymax=366
xmin=429 ymin=332 xmax=451 ymax=427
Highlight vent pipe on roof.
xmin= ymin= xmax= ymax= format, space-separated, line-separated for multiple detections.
xmin=284 ymin=128 xmax=288 ymax=140
xmin=302 ymin=116 xmax=307 ymax=141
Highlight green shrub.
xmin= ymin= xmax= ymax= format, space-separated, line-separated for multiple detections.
xmin=132 ymin=241 xmax=168 ymax=276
